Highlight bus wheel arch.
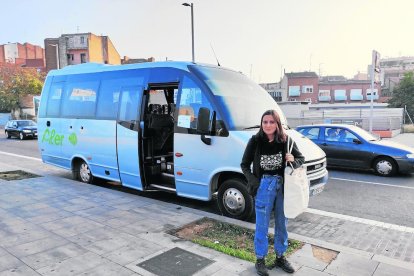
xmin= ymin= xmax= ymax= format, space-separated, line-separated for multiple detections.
xmin=216 ymin=172 xmax=254 ymax=221
xmin=72 ymin=158 xmax=94 ymax=184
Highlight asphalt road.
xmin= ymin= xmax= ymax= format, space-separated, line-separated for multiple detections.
xmin=1 ymin=129 xmax=413 ymax=227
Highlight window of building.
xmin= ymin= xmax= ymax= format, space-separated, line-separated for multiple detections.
xmin=318 ymin=90 xmax=330 ymax=97
xmin=302 ymin=85 xmax=313 ymax=93
xmin=80 ymin=53 xmax=86 ymax=63
xmin=67 ymin=54 xmax=74 ymax=61
xmin=288 ymin=86 xmax=300 ymax=96
xmin=80 ymin=36 xmax=85 ymax=44
xmin=366 ymin=88 xmax=378 ymax=100
xmin=350 ymin=89 xmax=363 ymax=100
xmin=334 ymin=90 xmax=347 ymax=101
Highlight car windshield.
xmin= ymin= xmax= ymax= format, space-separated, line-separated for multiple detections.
xmin=347 ymin=126 xmax=380 ymax=141
xmin=190 ymin=65 xmax=287 ymax=130
xmin=17 ymin=121 xmax=36 ymax=127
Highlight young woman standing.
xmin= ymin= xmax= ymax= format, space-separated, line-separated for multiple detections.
xmin=241 ymin=109 xmax=304 ymax=275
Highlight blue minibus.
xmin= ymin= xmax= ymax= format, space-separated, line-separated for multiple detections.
xmin=38 ymin=62 xmax=328 ymax=220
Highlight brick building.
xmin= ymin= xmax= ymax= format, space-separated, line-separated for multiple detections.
xmin=281 ymin=71 xmax=383 ymax=104
xmin=44 ymin=33 xmax=121 ymax=71
xmin=0 ymin=42 xmax=45 ymax=70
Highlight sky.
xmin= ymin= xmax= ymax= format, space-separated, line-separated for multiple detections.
xmin=1 ymin=0 xmax=414 ymax=83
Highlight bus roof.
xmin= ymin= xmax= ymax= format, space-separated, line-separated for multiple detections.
xmin=47 ymin=61 xmax=224 ymax=76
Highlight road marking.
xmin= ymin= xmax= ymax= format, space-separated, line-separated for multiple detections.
xmin=330 ymin=177 xmax=414 ymax=190
xmin=307 ymin=208 xmax=414 ymax=233
xmin=0 ymin=151 xmax=42 ymax=162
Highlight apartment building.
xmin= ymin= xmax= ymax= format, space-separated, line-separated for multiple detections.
xmin=281 ymin=71 xmax=383 ymax=105
xmin=44 ymin=33 xmax=121 ymax=71
xmin=259 ymin=82 xmax=283 ymax=102
xmin=0 ymin=42 xmax=45 ymax=69
xmin=379 ymin=56 xmax=414 ymax=97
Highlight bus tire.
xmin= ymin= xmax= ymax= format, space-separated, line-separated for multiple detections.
xmin=217 ymin=178 xmax=254 ymax=221
xmin=75 ymin=160 xmax=94 ymax=184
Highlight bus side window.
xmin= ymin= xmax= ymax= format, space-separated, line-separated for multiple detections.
xmin=46 ymin=84 xmax=63 ymax=117
xmin=96 ymin=79 xmax=120 ymax=120
xmin=61 ymin=81 xmax=99 ymax=118
xmin=118 ymin=87 xmax=140 ymax=131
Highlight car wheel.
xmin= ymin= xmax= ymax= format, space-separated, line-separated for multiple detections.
xmin=6 ymin=131 xmax=11 ymax=139
xmin=75 ymin=160 xmax=94 ymax=184
xmin=19 ymin=132 xmax=25 ymax=140
xmin=217 ymin=178 xmax=254 ymax=221
xmin=374 ymin=157 xmax=397 ymax=176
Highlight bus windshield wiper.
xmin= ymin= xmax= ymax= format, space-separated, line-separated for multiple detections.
xmin=243 ymin=125 xmax=260 ymax=130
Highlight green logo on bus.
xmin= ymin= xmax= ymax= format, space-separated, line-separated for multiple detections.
xmin=68 ymin=133 xmax=77 ymax=146
xmin=41 ymin=129 xmax=64 ymax=146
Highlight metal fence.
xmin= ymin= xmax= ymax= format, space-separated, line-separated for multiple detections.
xmin=287 ymin=108 xmax=404 ymax=132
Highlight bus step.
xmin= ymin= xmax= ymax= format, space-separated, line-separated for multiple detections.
xmin=148 ymin=184 xmax=176 ymax=192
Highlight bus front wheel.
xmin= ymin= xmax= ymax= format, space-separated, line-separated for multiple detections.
xmin=74 ymin=160 xmax=94 ymax=184
xmin=217 ymin=178 xmax=254 ymax=221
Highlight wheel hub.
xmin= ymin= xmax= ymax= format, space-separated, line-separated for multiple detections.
xmin=223 ymin=188 xmax=245 ymax=215
xmin=80 ymin=163 xmax=91 ymax=182
xmin=377 ymin=160 xmax=392 ymax=175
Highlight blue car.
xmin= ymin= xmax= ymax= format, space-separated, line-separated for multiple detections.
xmin=296 ymin=124 xmax=414 ymax=176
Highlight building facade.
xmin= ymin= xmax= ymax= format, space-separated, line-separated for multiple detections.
xmin=0 ymin=42 xmax=45 ymax=70
xmin=379 ymin=56 xmax=414 ymax=97
xmin=281 ymin=71 xmax=383 ymax=105
xmin=259 ymin=82 xmax=283 ymax=102
xmin=44 ymin=33 xmax=121 ymax=71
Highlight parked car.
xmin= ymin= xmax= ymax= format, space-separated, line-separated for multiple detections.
xmin=4 ymin=120 xmax=38 ymax=140
xmin=296 ymin=124 xmax=414 ymax=176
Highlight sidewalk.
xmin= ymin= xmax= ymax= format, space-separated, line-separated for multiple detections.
xmin=0 ymin=155 xmax=414 ymax=275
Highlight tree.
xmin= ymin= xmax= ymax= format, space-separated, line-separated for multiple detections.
xmin=0 ymin=63 xmax=45 ymax=112
xmin=388 ymin=71 xmax=414 ymax=121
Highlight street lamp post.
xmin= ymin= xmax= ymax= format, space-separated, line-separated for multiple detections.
xmin=49 ymin=44 xmax=60 ymax=69
xmin=182 ymin=2 xmax=195 ymax=63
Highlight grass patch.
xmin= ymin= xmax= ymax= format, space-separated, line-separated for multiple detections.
xmin=172 ymin=217 xmax=303 ymax=266
xmin=0 ymin=170 xmax=40 ymax=181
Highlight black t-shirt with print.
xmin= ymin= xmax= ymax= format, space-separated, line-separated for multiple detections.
xmin=260 ymin=140 xmax=284 ymax=176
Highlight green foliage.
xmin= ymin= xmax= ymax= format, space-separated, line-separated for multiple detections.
xmin=0 ymin=64 xmax=45 ymax=112
xmin=388 ymin=71 xmax=414 ymax=118
xmin=183 ymin=218 xmax=303 ymax=266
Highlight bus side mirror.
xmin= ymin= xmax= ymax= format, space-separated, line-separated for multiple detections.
xmin=197 ymin=107 xmax=211 ymax=145
xmin=197 ymin=107 xmax=210 ymax=135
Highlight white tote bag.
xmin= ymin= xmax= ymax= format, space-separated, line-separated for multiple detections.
xmin=283 ymin=136 xmax=309 ymax=219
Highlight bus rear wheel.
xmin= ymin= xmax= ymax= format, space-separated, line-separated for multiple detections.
xmin=217 ymin=178 xmax=254 ymax=221
xmin=75 ymin=160 xmax=94 ymax=184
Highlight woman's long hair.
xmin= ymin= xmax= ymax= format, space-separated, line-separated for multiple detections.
xmin=258 ymin=109 xmax=287 ymax=143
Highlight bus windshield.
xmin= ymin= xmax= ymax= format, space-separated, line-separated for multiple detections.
xmin=191 ymin=65 xmax=287 ymax=130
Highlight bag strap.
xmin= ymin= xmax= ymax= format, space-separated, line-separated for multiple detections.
xmin=286 ymin=136 xmax=294 ymax=171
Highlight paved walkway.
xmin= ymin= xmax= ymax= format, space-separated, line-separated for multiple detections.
xmin=1 ymin=151 xmax=414 ymax=275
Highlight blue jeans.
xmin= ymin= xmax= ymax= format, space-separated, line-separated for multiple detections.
xmin=254 ymin=175 xmax=288 ymax=259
